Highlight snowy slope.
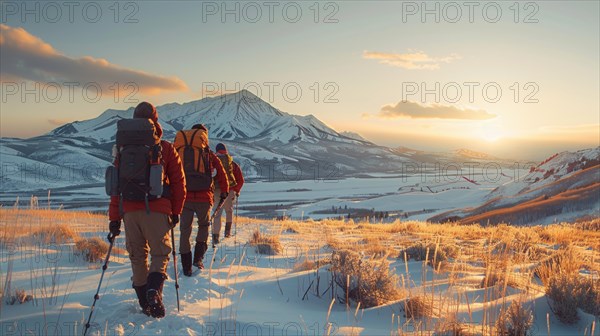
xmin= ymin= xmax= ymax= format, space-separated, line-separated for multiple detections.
xmin=430 ymin=147 xmax=600 ymax=225
xmin=491 ymin=147 xmax=600 ymax=198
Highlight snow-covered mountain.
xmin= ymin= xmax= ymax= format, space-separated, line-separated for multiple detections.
xmin=430 ymin=147 xmax=600 ymax=225
xmin=339 ymin=131 xmax=368 ymax=142
xmin=1 ymin=90 xmax=409 ymax=192
xmin=50 ymin=90 xmax=366 ymax=146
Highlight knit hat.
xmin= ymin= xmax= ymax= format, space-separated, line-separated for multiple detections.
xmin=133 ymin=102 xmax=157 ymax=121
xmin=216 ymin=143 xmax=227 ymax=153
xmin=192 ymin=124 xmax=208 ymax=131
xmin=133 ymin=102 xmax=162 ymax=138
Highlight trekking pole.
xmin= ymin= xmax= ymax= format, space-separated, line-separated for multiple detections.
xmin=210 ymin=198 xmax=226 ymax=250
xmin=170 ymin=228 xmax=181 ymax=312
xmin=210 ymin=197 xmax=226 ymax=223
xmin=83 ymin=233 xmax=117 ymax=336
xmin=234 ymin=195 xmax=239 ymax=246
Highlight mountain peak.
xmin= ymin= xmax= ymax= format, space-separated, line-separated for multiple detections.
xmin=46 ymin=90 xmax=345 ymax=144
xmin=216 ymin=89 xmax=263 ymax=103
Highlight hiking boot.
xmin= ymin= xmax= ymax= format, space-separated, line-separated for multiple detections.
xmin=224 ymin=222 xmax=232 ymax=238
xmin=146 ymin=272 xmax=166 ymax=318
xmin=193 ymin=242 xmax=207 ymax=268
xmin=180 ymin=252 xmax=193 ymax=277
xmin=212 ymin=234 xmax=220 ymax=247
xmin=133 ymin=284 xmax=151 ymax=316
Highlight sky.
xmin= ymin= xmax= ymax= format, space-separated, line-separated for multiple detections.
xmin=0 ymin=0 xmax=598 ymax=160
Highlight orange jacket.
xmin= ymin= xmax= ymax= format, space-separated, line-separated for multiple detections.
xmin=184 ymin=151 xmax=229 ymax=204
xmin=231 ymin=161 xmax=244 ymax=194
xmin=109 ymin=140 xmax=187 ymax=221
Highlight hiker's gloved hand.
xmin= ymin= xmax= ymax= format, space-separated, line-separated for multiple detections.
xmin=235 ymin=192 xmax=240 ymax=198
xmin=220 ymin=192 xmax=228 ymax=201
xmin=108 ymin=220 xmax=121 ymax=241
xmin=170 ymin=214 xmax=179 ymax=228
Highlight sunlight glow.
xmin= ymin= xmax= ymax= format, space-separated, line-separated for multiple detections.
xmin=478 ymin=124 xmax=506 ymax=143
xmin=482 ymin=130 xmax=503 ymax=142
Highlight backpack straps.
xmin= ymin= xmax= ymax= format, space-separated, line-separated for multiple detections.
xmin=179 ymin=130 xmax=190 ymax=147
xmin=177 ymin=129 xmax=205 ymax=172
xmin=204 ymin=148 xmax=212 ymax=173
xmin=186 ymin=129 xmax=203 ymax=171
xmin=188 ymin=129 xmax=200 ymax=145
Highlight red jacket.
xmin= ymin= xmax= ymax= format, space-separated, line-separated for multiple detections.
xmin=109 ymin=140 xmax=187 ymax=221
xmin=184 ymin=151 xmax=229 ymax=204
xmin=231 ymin=161 xmax=244 ymax=194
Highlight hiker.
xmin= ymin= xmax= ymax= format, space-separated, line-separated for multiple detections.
xmin=174 ymin=124 xmax=229 ymax=276
xmin=107 ymin=102 xmax=186 ymax=318
xmin=212 ymin=143 xmax=244 ymax=243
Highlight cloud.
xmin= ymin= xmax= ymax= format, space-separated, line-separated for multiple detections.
xmin=378 ymin=100 xmax=496 ymax=120
xmin=363 ymin=50 xmax=461 ymax=70
xmin=0 ymin=24 xmax=188 ymax=95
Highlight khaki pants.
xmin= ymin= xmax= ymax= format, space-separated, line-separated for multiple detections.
xmin=179 ymin=201 xmax=211 ymax=254
xmin=124 ymin=211 xmax=172 ymax=287
xmin=212 ymin=190 xmax=235 ymax=235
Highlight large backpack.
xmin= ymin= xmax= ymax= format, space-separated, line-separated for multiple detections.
xmin=174 ymin=129 xmax=213 ymax=192
xmin=216 ymin=152 xmax=237 ymax=188
xmin=105 ymin=118 xmax=164 ymax=204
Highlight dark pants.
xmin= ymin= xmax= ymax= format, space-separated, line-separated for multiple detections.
xmin=179 ymin=201 xmax=211 ymax=254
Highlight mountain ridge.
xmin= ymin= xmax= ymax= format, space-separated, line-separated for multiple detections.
xmin=47 ymin=90 xmax=371 ymax=147
xmin=1 ymin=91 xmax=409 ymax=192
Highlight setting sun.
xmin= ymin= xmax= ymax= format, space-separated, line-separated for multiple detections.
xmin=475 ymin=123 xmax=506 ymax=143
xmin=482 ymin=130 xmax=504 ymax=142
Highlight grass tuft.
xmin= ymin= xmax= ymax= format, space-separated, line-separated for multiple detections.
xmin=3 ymin=288 xmax=34 ymax=305
xmin=496 ymin=298 xmax=534 ymax=335
xmin=330 ymin=249 xmax=404 ymax=308
xmin=32 ymin=224 xmax=77 ymax=244
xmin=249 ymin=229 xmax=283 ymax=255
xmin=404 ymin=295 xmax=434 ymax=319
xmin=75 ymin=237 xmax=109 ymax=263
xmin=400 ymin=241 xmax=458 ymax=267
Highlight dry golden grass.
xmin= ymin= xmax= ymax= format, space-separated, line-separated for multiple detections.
xmin=404 ymin=295 xmax=434 ymax=319
xmin=357 ymin=220 xmax=422 ymax=234
xmin=248 ymin=229 xmax=283 ymax=255
xmin=539 ymin=220 xmax=600 ymax=250
xmin=400 ymin=240 xmax=459 ymax=268
xmin=330 ymin=249 xmax=405 ymax=308
xmin=32 ymin=224 xmax=78 ymax=244
xmin=495 ymin=297 xmax=534 ymax=336
xmin=534 ymin=246 xmax=581 ymax=285
xmin=0 ymin=206 xmax=105 ymax=246
xmin=75 ymin=237 xmax=109 ymax=263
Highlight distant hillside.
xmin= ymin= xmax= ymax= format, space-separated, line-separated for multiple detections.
xmin=430 ymin=147 xmax=600 ymax=225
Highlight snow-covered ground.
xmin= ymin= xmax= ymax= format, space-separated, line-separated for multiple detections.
xmin=0 ymin=169 xmax=527 ymax=223
xmin=1 ymin=215 xmax=597 ymax=336
xmin=240 ymin=170 xmax=526 ymax=221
